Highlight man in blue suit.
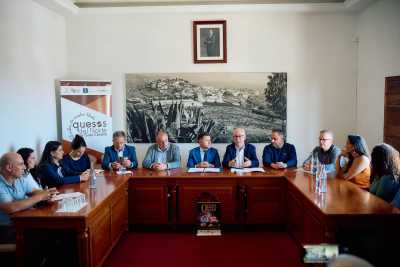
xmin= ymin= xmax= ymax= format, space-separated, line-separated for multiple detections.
xmin=187 ymin=132 xmax=221 ymax=168
xmin=222 ymin=128 xmax=259 ymax=168
xmin=102 ymin=131 xmax=138 ymax=170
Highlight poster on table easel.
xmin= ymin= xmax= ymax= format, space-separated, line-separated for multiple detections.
xmin=60 ymin=80 xmax=112 ymax=158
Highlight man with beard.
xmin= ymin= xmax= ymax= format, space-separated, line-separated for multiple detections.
xmin=262 ymin=129 xmax=297 ymax=169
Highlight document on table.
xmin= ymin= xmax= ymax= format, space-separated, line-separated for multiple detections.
xmin=51 ymin=192 xmax=85 ymax=201
xmin=230 ymin=167 xmax=265 ymax=174
xmin=116 ymin=170 xmax=133 ymax=175
xmin=187 ymin=168 xmax=222 ymax=173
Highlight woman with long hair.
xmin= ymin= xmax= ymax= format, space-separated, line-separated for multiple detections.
xmin=38 ymin=141 xmax=89 ymax=188
xmin=370 ymin=143 xmax=400 ymax=202
xmin=16 ymin=147 xmax=41 ymax=189
xmin=336 ymin=135 xmax=371 ymax=189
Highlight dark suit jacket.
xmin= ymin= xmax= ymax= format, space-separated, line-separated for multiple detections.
xmin=101 ymin=145 xmax=138 ymax=170
xmin=222 ymin=143 xmax=259 ymax=168
xmin=187 ymin=147 xmax=221 ymax=168
xmin=38 ymin=162 xmax=80 ymax=188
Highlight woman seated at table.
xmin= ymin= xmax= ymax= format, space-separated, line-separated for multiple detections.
xmin=17 ymin=147 xmax=41 ymax=189
xmin=38 ymin=141 xmax=89 ymax=188
xmin=336 ymin=135 xmax=370 ymax=189
xmin=369 ymin=143 xmax=400 ymax=203
xmin=62 ymin=134 xmax=92 ymax=174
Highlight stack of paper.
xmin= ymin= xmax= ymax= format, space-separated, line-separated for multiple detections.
xmin=187 ymin=168 xmax=221 ymax=173
xmin=230 ymin=167 xmax=265 ymax=174
xmin=54 ymin=192 xmax=87 ymax=212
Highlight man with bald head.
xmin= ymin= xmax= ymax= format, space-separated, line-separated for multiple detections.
xmin=0 ymin=152 xmax=55 ymax=243
xmin=142 ymin=130 xmax=181 ymax=170
xmin=222 ymin=128 xmax=259 ymax=168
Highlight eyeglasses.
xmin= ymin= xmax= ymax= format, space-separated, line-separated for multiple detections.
xmin=319 ymin=138 xmax=332 ymax=141
xmin=233 ymin=135 xmax=245 ymax=138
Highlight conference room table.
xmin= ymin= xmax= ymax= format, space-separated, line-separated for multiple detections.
xmin=11 ymin=167 xmax=400 ymax=267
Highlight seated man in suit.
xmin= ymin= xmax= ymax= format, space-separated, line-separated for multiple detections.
xmin=262 ymin=129 xmax=297 ymax=169
xmin=222 ymin=128 xmax=259 ymax=168
xmin=187 ymin=132 xmax=221 ymax=168
xmin=102 ymin=131 xmax=138 ymax=170
xmin=0 ymin=152 xmax=56 ymax=243
xmin=142 ymin=130 xmax=181 ymax=170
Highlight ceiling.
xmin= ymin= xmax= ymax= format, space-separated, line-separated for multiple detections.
xmin=73 ymin=0 xmax=346 ymax=8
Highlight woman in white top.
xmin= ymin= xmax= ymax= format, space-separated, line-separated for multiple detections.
xmin=17 ymin=147 xmax=41 ymax=189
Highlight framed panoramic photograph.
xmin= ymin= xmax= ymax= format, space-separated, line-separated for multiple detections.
xmin=193 ymin=20 xmax=227 ymax=64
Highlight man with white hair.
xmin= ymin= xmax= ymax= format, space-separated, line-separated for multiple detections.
xmin=222 ymin=128 xmax=259 ymax=168
xmin=0 ymin=152 xmax=56 ymax=243
xmin=303 ymin=130 xmax=341 ymax=173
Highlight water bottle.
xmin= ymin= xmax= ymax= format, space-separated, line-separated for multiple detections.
xmin=315 ymin=171 xmax=320 ymax=193
xmin=311 ymin=153 xmax=318 ymax=176
xmin=89 ymin=168 xmax=97 ymax=189
xmin=319 ymin=164 xmax=327 ymax=193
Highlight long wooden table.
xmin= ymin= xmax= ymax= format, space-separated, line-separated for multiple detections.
xmin=11 ymin=168 xmax=400 ymax=267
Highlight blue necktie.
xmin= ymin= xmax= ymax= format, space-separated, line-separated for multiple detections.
xmin=203 ymin=149 xmax=208 ymax=162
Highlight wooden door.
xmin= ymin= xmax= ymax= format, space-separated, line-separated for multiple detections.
xmin=385 ymin=76 xmax=400 ymax=150
xmin=287 ymin=190 xmax=304 ymax=244
xmin=110 ymin=186 xmax=128 ymax=245
xmin=129 ymin=180 xmax=169 ymax=224
xmin=243 ymin=179 xmax=285 ymax=224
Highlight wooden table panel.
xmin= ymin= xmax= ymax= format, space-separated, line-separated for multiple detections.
xmin=11 ymin=168 xmax=400 ymax=267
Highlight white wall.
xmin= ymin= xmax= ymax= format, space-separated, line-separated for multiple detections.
xmin=66 ymin=9 xmax=357 ymax=165
xmin=0 ymin=0 xmax=67 ymax=155
xmin=356 ymin=0 xmax=400 ymax=147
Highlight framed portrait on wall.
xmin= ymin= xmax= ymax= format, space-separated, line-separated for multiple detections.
xmin=193 ymin=20 xmax=227 ymax=64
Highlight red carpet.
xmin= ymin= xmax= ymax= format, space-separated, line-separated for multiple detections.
xmin=103 ymin=232 xmax=305 ymax=267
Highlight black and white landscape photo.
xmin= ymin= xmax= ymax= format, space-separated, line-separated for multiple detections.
xmin=126 ymin=72 xmax=287 ymax=143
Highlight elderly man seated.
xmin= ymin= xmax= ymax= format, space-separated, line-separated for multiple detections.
xmin=0 ymin=152 xmax=56 ymax=244
xmin=142 ymin=130 xmax=181 ymax=170
xmin=222 ymin=128 xmax=259 ymax=168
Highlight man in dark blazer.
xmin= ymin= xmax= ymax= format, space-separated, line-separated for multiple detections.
xmin=222 ymin=128 xmax=259 ymax=168
xmin=102 ymin=131 xmax=138 ymax=170
xmin=262 ymin=129 xmax=297 ymax=169
xmin=187 ymin=132 xmax=221 ymax=168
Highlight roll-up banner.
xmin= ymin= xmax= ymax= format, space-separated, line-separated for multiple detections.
xmin=60 ymin=80 xmax=112 ymax=159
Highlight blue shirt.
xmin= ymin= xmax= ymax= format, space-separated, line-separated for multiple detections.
xmin=187 ymin=147 xmax=221 ymax=168
xmin=62 ymin=154 xmax=91 ymax=174
xmin=0 ymin=174 xmax=36 ymax=225
xmin=262 ymin=143 xmax=297 ymax=168
xmin=303 ymin=145 xmax=341 ymax=173
xmin=392 ymin=187 xmax=400 ymax=209
xmin=370 ymin=175 xmax=400 ymax=203
xmin=21 ymin=172 xmax=41 ymax=190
